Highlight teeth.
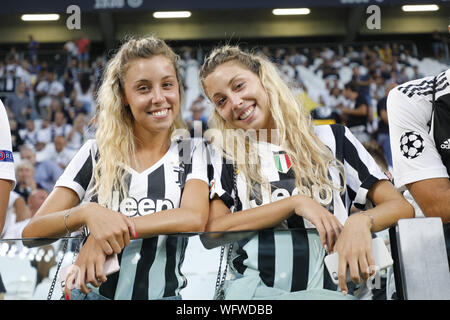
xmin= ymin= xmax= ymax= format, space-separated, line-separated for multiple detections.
xmin=240 ymin=106 xmax=254 ymax=120
xmin=151 ymin=109 xmax=168 ymax=116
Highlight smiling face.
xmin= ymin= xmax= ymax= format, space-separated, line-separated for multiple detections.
xmin=122 ymin=55 xmax=180 ymax=137
xmin=203 ymin=61 xmax=273 ymax=131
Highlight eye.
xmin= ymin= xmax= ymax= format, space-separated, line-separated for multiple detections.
xmin=162 ymin=82 xmax=174 ymax=89
xmin=137 ymin=85 xmax=149 ymax=92
xmin=215 ymin=97 xmax=226 ymax=108
xmin=234 ymin=82 xmax=244 ymax=90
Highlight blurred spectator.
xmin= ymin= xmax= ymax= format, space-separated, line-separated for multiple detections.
xmin=63 ymin=38 xmax=78 ymax=66
xmin=47 ymin=135 xmax=73 ymax=169
xmin=3 ymin=189 xmax=47 ymax=239
xmin=9 ymin=118 xmax=24 ymax=153
xmin=5 ymin=81 xmax=36 ymax=129
xmin=345 ymin=46 xmax=361 ymax=64
xmin=74 ymin=72 xmax=95 ymax=117
xmin=19 ymin=119 xmax=38 ymax=149
xmin=36 ymin=67 xmax=65 ymax=114
xmin=371 ymin=75 xmax=386 ymax=102
xmin=378 ymin=44 xmax=393 ymax=64
xmin=288 ymin=47 xmax=308 ymax=67
xmin=376 ymin=82 xmax=397 ymax=169
xmin=75 ymin=33 xmax=91 ymax=70
xmin=340 ymin=81 xmax=370 ymax=143
xmin=27 ymin=35 xmax=39 ymax=63
xmin=432 ymin=30 xmax=445 ymax=60
xmin=351 ymin=65 xmax=373 ymax=104
xmin=19 ymin=146 xmax=63 ymax=193
xmin=188 ymin=103 xmax=207 ymax=137
xmin=13 ymin=159 xmax=43 ymax=202
xmin=64 ymin=56 xmax=81 ymax=97
xmin=47 ymin=67 xmax=65 ymax=99
xmin=411 ymin=65 xmax=424 ymax=80
xmin=66 ymin=113 xmax=86 ymax=152
xmin=51 ymin=111 xmax=72 ymax=140
xmin=2 ymin=190 xmax=31 ymax=239
xmin=35 ymin=118 xmax=53 ymax=151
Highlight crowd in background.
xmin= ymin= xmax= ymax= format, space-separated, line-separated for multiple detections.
xmin=0 ymin=35 xmax=448 ymax=240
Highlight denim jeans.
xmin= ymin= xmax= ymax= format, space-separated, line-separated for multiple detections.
xmin=377 ymin=133 xmax=392 ymax=167
xmin=68 ymin=289 xmax=182 ymax=300
xmin=68 ymin=289 xmax=109 ymax=300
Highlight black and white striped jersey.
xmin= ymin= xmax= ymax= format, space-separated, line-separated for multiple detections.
xmin=55 ymin=137 xmax=210 ymax=299
xmin=388 ymin=69 xmax=450 ymax=218
xmin=210 ymin=124 xmax=387 ymax=293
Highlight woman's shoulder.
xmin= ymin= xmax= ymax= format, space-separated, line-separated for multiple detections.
xmin=313 ymin=124 xmax=347 ymax=145
xmin=75 ymin=139 xmax=99 ymax=158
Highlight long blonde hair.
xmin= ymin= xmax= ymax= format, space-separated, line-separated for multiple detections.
xmin=92 ymin=36 xmax=185 ymax=206
xmin=199 ymin=46 xmax=345 ymax=204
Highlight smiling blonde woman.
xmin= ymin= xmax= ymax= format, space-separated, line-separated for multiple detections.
xmin=200 ymin=46 xmax=414 ymax=299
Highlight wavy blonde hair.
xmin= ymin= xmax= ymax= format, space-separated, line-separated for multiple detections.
xmin=92 ymin=36 xmax=185 ymax=206
xmin=199 ymin=46 xmax=345 ymax=203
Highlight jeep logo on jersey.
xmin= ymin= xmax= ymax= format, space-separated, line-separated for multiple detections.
xmin=249 ymin=184 xmax=332 ymax=208
xmin=109 ymin=192 xmax=174 ymax=217
xmin=441 ymin=138 xmax=450 ymax=150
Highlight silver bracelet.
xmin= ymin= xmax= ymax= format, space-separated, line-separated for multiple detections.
xmin=63 ymin=209 xmax=72 ymax=236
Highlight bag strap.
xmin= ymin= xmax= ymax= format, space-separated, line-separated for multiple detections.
xmin=47 ymin=232 xmax=85 ymax=300
xmin=47 ymin=238 xmax=68 ymax=300
xmin=214 ymin=165 xmax=239 ymax=300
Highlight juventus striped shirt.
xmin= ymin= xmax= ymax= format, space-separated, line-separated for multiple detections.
xmin=55 ymin=137 xmax=210 ymax=299
xmin=210 ymin=124 xmax=387 ymax=293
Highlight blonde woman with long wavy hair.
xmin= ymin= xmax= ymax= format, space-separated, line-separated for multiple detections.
xmin=200 ymin=46 xmax=413 ymax=299
xmin=23 ymin=36 xmax=210 ymax=300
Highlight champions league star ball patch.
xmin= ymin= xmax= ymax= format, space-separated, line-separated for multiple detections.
xmin=400 ymin=131 xmax=425 ymax=159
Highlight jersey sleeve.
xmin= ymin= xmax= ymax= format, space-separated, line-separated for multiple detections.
xmin=0 ymin=100 xmax=16 ymax=190
xmin=208 ymin=145 xmax=236 ymax=209
xmin=341 ymin=125 xmax=388 ymax=209
xmin=54 ymin=139 xmax=97 ymax=201
xmin=387 ymin=87 xmax=449 ymax=190
xmin=185 ymin=137 xmax=210 ymax=185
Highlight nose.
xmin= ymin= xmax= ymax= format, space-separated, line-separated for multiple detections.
xmin=229 ymin=93 xmax=244 ymax=111
xmin=151 ymin=87 xmax=165 ymax=105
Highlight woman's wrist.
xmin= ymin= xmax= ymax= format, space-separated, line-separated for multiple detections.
xmin=347 ymin=211 xmax=373 ymax=230
xmin=66 ymin=202 xmax=92 ymax=232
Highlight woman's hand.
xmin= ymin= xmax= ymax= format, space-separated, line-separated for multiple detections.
xmin=332 ymin=213 xmax=375 ymax=295
xmin=64 ymin=235 xmax=109 ymax=299
xmin=294 ymin=196 xmax=343 ymax=253
xmin=81 ymin=202 xmax=137 ymax=255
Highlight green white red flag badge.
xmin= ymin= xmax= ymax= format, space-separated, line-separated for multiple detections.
xmin=273 ymin=152 xmax=292 ymax=174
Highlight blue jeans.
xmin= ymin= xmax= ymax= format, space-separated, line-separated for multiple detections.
xmin=68 ymin=289 xmax=109 ymax=300
xmin=377 ymin=133 xmax=392 ymax=167
xmin=68 ymin=289 xmax=182 ymax=300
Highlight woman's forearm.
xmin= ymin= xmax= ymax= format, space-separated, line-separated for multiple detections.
xmin=131 ymin=207 xmax=208 ymax=238
xmin=363 ymin=198 xmax=414 ymax=233
xmin=22 ymin=204 xmax=87 ymax=238
xmin=206 ymin=195 xmax=309 ymax=232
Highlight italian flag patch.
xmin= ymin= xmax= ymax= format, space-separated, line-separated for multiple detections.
xmin=273 ymin=152 xmax=292 ymax=174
